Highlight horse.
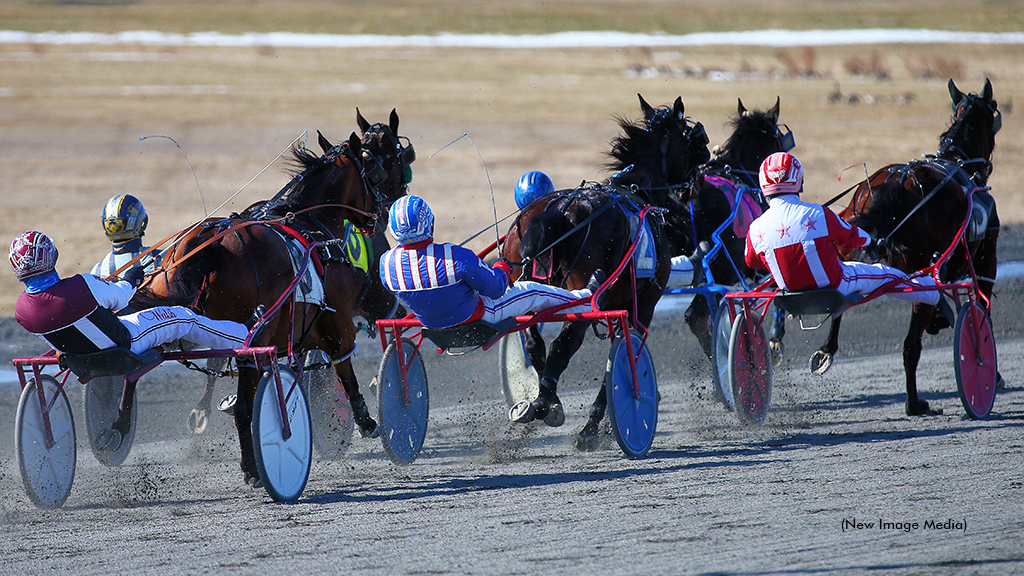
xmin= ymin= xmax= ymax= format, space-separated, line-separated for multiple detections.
xmin=812 ymin=78 xmax=1001 ymax=416
xmin=135 ymin=109 xmax=415 ymax=486
xmin=661 ymin=97 xmax=790 ymax=366
xmin=500 ymin=94 xmax=711 ymax=449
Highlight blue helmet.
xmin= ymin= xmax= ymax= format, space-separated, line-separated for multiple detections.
xmin=102 ymin=194 xmax=148 ymax=244
xmin=514 ymin=171 xmax=554 ymax=210
xmin=388 ymin=195 xmax=434 ymax=245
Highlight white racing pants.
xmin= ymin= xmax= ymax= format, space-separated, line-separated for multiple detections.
xmin=836 ymin=261 xmax=940 ymax=305
xmin=480 ymin=281 xmax=593 ymax=324
xmin=119 ymin=306 xmax=250 ymax=355
xmin=666 ymin=255 xmax=696 ymax=289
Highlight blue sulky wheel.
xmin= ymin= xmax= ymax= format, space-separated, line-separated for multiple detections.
xmin=605 ymin=329 xmax=658 ymax=458
xmin=252 ymin=366 xmax=312 ymax=503
xmin=84 ymin=375 xmax=137 ymax=467
xmin=710 ymin=301 xmax=735 ymax=411
xmin=728 ymin=307 xmax=772 ymax=425
xmin=954 ymin=301 xmax=998 ymax=419
xmin=16 ymin=375 xmax=77 ymax=509
xmin=498 ymin=332 xmax=540 ymax=408
xmin=377 ymin=338 xmax=429 ymax=465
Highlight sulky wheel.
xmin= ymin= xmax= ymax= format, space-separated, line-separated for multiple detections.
xmin=710 ymin=301 xmax=735 ymax=411
xmin=84 ymin=376 xmax=136 ymax=467
xmin=728 ymin=306 xmax=772 ymax=425
xmin=16 ymin=375 xmax=77 ymax=509
xmin=301 ymin=350 xmax=354 ymax=460
xmin=252 ymin=366 xmax=312 ymax=503
xmin=954 ymin=301 xmax=998 ymax=419
xmin=498 ymin=332 xmax=540 ymax=408
xmin=605 ymin=328 xmax=658 ymax=458
xmin=377 ymin=338 xmax=429 ymax=465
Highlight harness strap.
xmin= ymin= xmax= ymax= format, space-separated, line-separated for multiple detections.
xmin=524 ymin=191 xmax=625 ymax=271
xmin=882 ymin=159 xmax=974 ymax=243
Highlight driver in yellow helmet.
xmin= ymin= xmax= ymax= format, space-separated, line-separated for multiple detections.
xmin=92 ymin=194 xmax=161 ymax=280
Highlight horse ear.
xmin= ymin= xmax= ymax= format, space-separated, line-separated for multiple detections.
xmin=672 ymin=96 xmax=685 ymax=120
xmin=638 ymin=93 xmax=656 ymax=122
xmin=389 ymin=108 xmax=400 ymax=134
xmin=948 ymin=79 xmax=965 ymax=105
xmin=317 ymin=130 xmax=333 ymax=154
xmin=768 ymin=96 xmax=780 ymax=120
xmin=348 ymin=132 xmax=361 ymax=155
xmin=737 ymin=98 xmax=747 ymax=116
xmin=356 ymin=107 xmax=371 ymax=134
xmin=982 ymin=78 xmax=993 ymax=101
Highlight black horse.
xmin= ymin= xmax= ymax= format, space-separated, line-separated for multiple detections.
xmin=499 ymin=94 xmax=710 ymax=449
xmin=815 ymin=78 xmax=1000 ymax=416
xmin=659 ymin=98 xmax=790 ymax=365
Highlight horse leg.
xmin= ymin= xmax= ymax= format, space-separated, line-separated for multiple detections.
xmin=189 ymin=357 xmax=227 ymax=434
xmin=233 ymin=366 xmax=261 ymax=487
xmin=336 ymin=359 xmax=381 ymax=438
xmin=904 ymin=304 xmax=942 ymax=416
xmin=575 ymin=385 xmax=607 ymax=452
xmin=510 ymin=321 xmax=588 ymax=428
xmin=524 ymin=324 xmax=546 ymax=375
xmin=769 ymin=305 xmax=787 ymax=365
xmin=684 ymin=295 xmax=714 ymax=361
xmin=810 ymin=315 xmax=844 ymax=375
xmin=97 ymin=376 xmax=138 ymax=451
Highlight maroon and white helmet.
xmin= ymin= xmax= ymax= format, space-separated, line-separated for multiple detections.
xmin=759 ymin=152 xmax=804 ymax=197
xmin=9 ymin=230 xmax=58 ymax=281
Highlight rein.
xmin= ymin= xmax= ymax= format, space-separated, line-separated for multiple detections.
xmin=521 ymin=187 xmax=626 ymax=274
xmin=879 ymin=158 xmax=983 ymax=243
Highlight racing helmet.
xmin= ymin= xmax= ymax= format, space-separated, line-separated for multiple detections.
xmin=514 ymin=171 xmax=555 ymax=210
xmin=759 ymin=152 xmax=804 ymax=197
xmin=9 ymin=230 xmax=58 ymax=281
xmin=388 ymin=195 xmax=434 ymax=245
xmin=102 ymin=194 xmax=149 ymax=244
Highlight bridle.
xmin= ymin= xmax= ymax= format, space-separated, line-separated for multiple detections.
xmin=938 ymin=93 xmax=1000 ymax=183
xmin=644 ymin=107 xmax=710 ymax=200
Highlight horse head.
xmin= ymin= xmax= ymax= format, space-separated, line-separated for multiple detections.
xmin=607 ymin=94 xmax=710 ymax=206
xmin=940 ymin=78 xmax=999 ymax=184
xmin=712 ymin=97 xmax=789 ymax=188
xmin=354 ymin=108 xmax=416 ymax=235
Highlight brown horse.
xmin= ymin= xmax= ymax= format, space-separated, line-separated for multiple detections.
xmin=137 ymin=109 xmax=415 ymax=486
xmin=500 ymin=94 xmax=710 ymax=449
xmin=813 ymin=79 xmax=1000 ymax=416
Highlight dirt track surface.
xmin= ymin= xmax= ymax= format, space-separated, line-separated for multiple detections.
xmin=1 ymin=267 xmax=1023 ymax=575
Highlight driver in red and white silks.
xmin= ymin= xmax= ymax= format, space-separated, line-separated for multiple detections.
xmin=744 ymin=153 xmax=940 ymax=305
xmin=380 ymin=196 xmax=594 ymax=330
xmin=10 ymin=230 xmax=253 ymax=356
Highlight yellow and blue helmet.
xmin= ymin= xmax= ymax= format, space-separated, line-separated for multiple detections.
xmin=102 ymin=194 xmax=148 ymax=244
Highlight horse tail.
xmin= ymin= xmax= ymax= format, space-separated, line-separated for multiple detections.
xmin=519 ymin=207 xmax=569 ymax=282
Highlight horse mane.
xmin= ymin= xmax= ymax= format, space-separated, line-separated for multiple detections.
xmin=711 ymin=108 xmax=781 ymax=174
xmin=605 ymin=113 xmax=661 ymax=176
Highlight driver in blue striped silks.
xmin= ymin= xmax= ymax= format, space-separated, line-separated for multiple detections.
xmin=380 ymin=195 xmax=603 ymax=330
xmin=92 ymin=194 xmax=161 ymax=280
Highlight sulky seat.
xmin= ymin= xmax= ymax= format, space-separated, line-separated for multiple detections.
xmin=421 ymin=318 xmax=519 ymax=350
xmin=58 ymin=347 xmax=163 ymax=379
xmin=773 ymin=288 xmax=862 ymax=317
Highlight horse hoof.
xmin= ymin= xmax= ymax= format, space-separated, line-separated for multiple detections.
xmin=217 ymin=394 xmax=237 ymax=415
xmin=188 ymin=409 xmax=209 ymax=434
xmin=359 ymin=423 xmax=382 ymax=439
xmin=543 ymin=403 xmax=565 ymax=427
xmin=574 ymin=432 xmax=602 ymax=452
xmin=996 ymin=372 xmax=1006 ymax=389
xmin=95 ymin=428 xmax=124 ymax=452
xmin=509 ymin=400 xmax=535 ymax=424
xmin=906 ymin=399 xmax=942 ymax=416
xmin=770 ymin=340 xmax=785 ymax=367
xmin=368 ymin=376 xmax=378 ymax=395
xmin=809 ymin=350 xmax=832 ymax=375
xmin=244 ymin=472 xmax=263 ymax=488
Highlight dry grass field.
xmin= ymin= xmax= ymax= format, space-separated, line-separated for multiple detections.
xmin=0 ymin=1 xmax=1021 ymax=312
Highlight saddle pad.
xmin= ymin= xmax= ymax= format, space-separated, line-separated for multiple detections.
xmin=625 ymin=211 xmax=658 ymax=279
xmin=967 ymin=190 xmax=996 ymax=244
xmin=704 ymin=175 xmax=763 ymax=239
xmin=272 ymin=229 xmax=328 ymax=308
xmin=342 ymin=220 xmax=371 ymax=274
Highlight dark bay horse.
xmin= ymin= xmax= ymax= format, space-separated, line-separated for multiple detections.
xmin=814 ymin=79 xmax=1000 ymax=416
xmin=661 ymin=97 xmax=789 ymax=364
xmin=500 ymin=94 xmax=710 ymax=449
xmin=137 ymin=109 xmax=415 ymax=486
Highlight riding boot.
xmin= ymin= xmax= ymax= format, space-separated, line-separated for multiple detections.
xmin=350 ymin=394 xmax=382 ymax=438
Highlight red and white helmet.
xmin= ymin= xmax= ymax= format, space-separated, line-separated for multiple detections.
xmin=759 ymin=152 xmax=804 ymax=197
xmin=9 ymin=230 xmax=58 ymax=281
